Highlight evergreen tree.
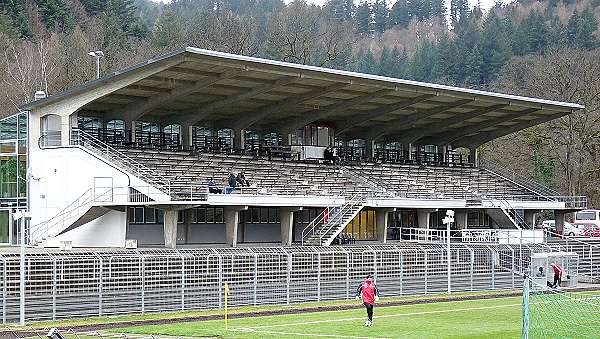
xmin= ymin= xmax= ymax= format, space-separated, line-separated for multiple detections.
xmin=152 ymin=9 xmax=184 ymax=50
xmin=450 ymin=0 xmax=469 ymax=28
xmin=372 ymin=0 xmax=388 ymax=33
xmin=355 ymin=1 xmax=371 ymax=34
xmin=325 ymin=0 xmax=354 ymax=22
xmin=520 ymin=10 xmax=549 ymax=54
xmin=389 ymin=0 xmax=410 ymax=29
xmin=480 ymin=11 xmax=511 ymax=84
xmin=104 ymin=0 xmax=148 ymax=38
xmin=547 ymin=15 xmax=566 ymax=49
xmin=567 ymin=8 xmax=598 ymax=50
xmin=409 ymin=39 xmax=435 ymax=82
xmin=464 ymin=44 xmax=483 ymax=87
xmin=430 ymin=0 xmax=446 ymax=20
xmin=36 ymin=0 xmax=75 ymax=32
xmin=80 ymin=0 xmax=107 ymax=16
xmin=355 ymin=47 xmax=377 ymax=74
xmin=1 ymin=0 xmax=32 ymax=38
xmin=379 ymin=45 xmax=407 ymax=77
xmin=432 ymin=33 xmax=456 ymax=84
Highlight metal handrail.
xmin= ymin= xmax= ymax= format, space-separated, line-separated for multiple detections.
xmin=71 ymin=128 xmax=171 ymax=194
xmin=315 ymin=192 xmax=367 ymax=244
xmin=479 ymin=158 xmax=560 ymax=197
xmin=339 ymin=165 xmax=396 ymax=198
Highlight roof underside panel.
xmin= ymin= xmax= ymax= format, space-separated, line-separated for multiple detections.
xmin=26 ymin=48 xmax=583 ymax=148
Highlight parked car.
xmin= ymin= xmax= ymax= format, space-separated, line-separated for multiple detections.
xmin=539 ymin=220 xmax=583 ymax=236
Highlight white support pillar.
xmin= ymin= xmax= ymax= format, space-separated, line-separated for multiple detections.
xmin=376 ymin=208 xmax=394 ymax=243
xmin=61 ymin=114 xmax=76 ymax=146
xmin=417 ymin=210 xmax=430 ymax=229
xmin=408 ymin=143 xmax=413 ymax=160
xmin=163 ymin=209 xmax=178 ymax=249
xmin=524 ymin=210 xmax=537 ymax=228
xmin=280 ymin=207 xmax=302 ymax=246
xmin=456 ymin=211 xmax=468 ymax=229
xmin=225 ymin=206 xmax=247 ymax=247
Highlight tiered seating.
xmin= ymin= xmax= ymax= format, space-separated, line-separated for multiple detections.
xmin=119 ymin=148 xmax=544 ymax=201
xmin=347 ymin=162 xmax=541 ymax=201
xmin=123 ymin=149 xmax=370 ymax=196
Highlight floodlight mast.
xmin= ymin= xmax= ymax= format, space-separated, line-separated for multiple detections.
xmin=88 ymin=51 xmax=104 ymax=79
xmin=443 ymin=210 xmax=455 ymax=294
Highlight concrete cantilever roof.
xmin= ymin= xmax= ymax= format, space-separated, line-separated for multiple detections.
xmin=23 ymin=47 xmax=584 ymax=148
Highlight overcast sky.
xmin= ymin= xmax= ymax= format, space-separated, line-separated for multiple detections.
xmin=150 ymin=0 xmax=498 ymax=12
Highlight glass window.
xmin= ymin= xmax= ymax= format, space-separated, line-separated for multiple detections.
xmin=251 ymin=208 xmax=260 ymax=223
xmin=106 ymin=119 xmax=125 ymax=131
xmin=156 ymin=209 xmax=164 ymax=222
xmin=145 ymin=207 xmax=156 ymax=223
xmin=134 ymin=207 xmax=144 ymax=223
xmin=194 ymin=208 xmax=206 ymax=223
xmin=206 ymin=208 xmax=215 ymax=223
xmin=215 ymin=208 xmax=224 ymax=223
xmin=260 ymin=208 xmax=269 ymax=223
xmin=576 ymin=212 xmax=597 ymax=221
xmin=268 ymin=208 xmax=277 ymax=223
xmin=0 ymin=141 xmax=15 ymax=154
xmin=178 ymin=210 xmax=184 ymax=223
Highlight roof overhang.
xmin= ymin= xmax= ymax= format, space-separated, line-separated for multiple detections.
xmin=23 ymin=47 xmax=584 ymax=147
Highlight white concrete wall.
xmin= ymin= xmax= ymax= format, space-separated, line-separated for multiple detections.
xmin=45 ymin=210 xmax=127 ymax=247
xmin=29 ymin=147 xmax=131 ymax=226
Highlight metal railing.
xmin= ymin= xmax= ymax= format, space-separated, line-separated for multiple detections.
xmin=398 ymin=227 xmax=545 ymax=244
xmin=70 ymin=129 xmax=171 ymax=194
xmin=0 ymin=243 xmax=546 ymax=324
xmin=301 ymin=192 xmax=367 ymax=245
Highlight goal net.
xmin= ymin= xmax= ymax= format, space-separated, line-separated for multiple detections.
xmin=522 ymin=251 xmax=600 ymax=338
xmin=523 ymin=277 xmax=600 ymax=338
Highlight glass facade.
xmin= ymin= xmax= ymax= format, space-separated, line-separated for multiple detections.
xmin=0 ymin=112 xmax=28 ymax=244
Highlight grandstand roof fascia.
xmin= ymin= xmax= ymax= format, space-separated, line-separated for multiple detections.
xmin=21 ymin=47 xmax=584 ymax=145
xmin=23 ymin=47 xmax=584 ymax=112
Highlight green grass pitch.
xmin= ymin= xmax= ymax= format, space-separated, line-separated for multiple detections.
xmin=112 ymin=296 xmax=523 ymax=338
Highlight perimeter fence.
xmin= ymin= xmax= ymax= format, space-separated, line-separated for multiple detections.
xmin=0 ymin=242 xmax=561 ymax=324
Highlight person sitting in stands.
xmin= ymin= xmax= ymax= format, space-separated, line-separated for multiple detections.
xmin=237 ymin=172 xmax=250 ymax=187
xmin=226 ymin=173 xmax=237 ymax=194
xmin=207 ymin=177 xmax=222 ymax=194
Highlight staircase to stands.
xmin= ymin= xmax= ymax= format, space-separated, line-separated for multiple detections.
xmin=30 ymin=129 xmax=183 ymax=246
xmin=301 ymin=192 xmax=367 ymax=246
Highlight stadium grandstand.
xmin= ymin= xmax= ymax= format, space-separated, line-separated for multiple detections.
xmin=2 ymin=47 xmax=588 ymax=249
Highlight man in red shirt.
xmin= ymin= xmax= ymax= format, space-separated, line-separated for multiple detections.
xmin=551 ymin=262 xmax=564 ymax=288
xmin=355 ymin=274 xmax=380 ymax=326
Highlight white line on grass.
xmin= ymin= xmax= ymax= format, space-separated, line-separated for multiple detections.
xmin=233 ymin=327 xmax=392 ymax=339
xmin=238 ymin=302 xmax=522 ymax=330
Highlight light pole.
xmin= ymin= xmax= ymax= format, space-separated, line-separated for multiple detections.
xmin=14 ymin=209 xmax=31 ymax=326
xmin=88 ymin=51 xmax=104 ymax=79
xmin=443 ymin=210 xmax=455 ymax=294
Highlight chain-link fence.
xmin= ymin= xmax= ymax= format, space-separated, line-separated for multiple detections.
xmin=0 ymin=242 xmax=559 ymax=324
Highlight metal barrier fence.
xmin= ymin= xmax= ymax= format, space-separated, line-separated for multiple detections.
xmin=0 ymin=243 xmax=559 ymax=324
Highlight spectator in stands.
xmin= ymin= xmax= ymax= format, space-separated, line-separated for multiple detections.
xmin=207 ymin=178 xmax=222 ymax=194
xmin=237 ymin=172 xmax=250 ymax=187
xmin=226 ymin=173 xmax=237 ymax=194
xmin=323 ymin=147 xmax=333 ymax=165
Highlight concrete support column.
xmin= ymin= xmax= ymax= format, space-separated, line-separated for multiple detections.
xmin=408 ymin=143 xmax=413 ymax=160
xmin=375 ymin=208 xmax=395 ymax=243
xmin=441 ymin=145 xmax=448 ymax=163
xmin=417 ymin=210 xmax=431 ymax=229
xmin=234 ymin=129 xmax=245 ymax=150
xmin=365 ymin=139 xmax=375 ymax=160
xmin=554 ymin=210 xmax=566 ymax=234
xmin=470 ymin=148 xmax=479 ymax=166
xmin=181 ymin=125 xmax=193 ymax=149
xmin=225 ymin=206 xmax=247 ymax=247
xmin=524 ymin=210 xmax=538 ymax=228
xmin=163 ymin=209 xmax=178 ymax=249
xmin=456 ymin=211 xmax=468 ymax=229
xmin=280 ymin=207 xmax=302 ymax=246
xmin=184 ymin=209 xmax=193 ymax=243
xmin=126 ymin=119 xmax=136 ymax=143
xmin=61 ymin=114 xmax=76 ymax=146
